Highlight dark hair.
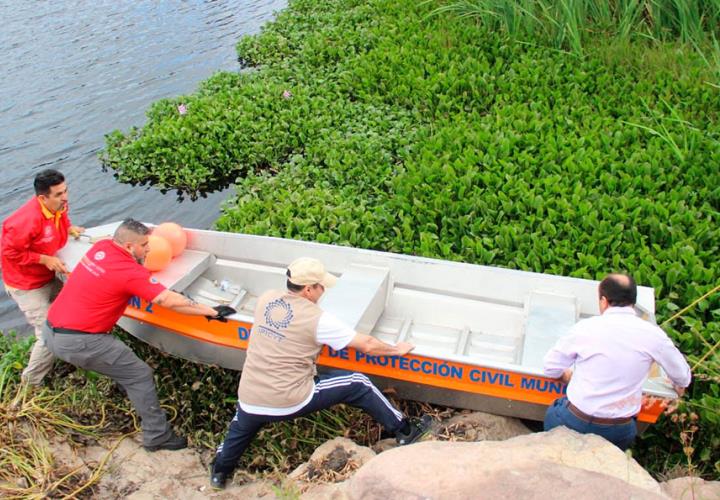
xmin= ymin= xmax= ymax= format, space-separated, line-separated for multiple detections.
xmin=286 ymin=279 xmax=305 ymax=292
xmin=286 ymin=268 xmax=307 ymax=292
xmin=113 ymin=218 xmax=151 ymax=243
xmin=599 ymin=274 xmax=637 ymax=307
xmin=34 ymin=169 xmax=65 ymax=196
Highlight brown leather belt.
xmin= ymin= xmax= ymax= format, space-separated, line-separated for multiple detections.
xmin=567 ymin=401 xmax=634 ymax=425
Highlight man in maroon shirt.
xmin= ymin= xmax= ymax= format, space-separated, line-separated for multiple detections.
xmin=43 ymin=218 xmax=235 ymax=451
xmin=1 ymin=169 xmax=84 ymax=386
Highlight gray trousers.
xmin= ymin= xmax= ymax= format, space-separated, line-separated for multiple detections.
xmin=42 ymin=323 xmax=172 ymax=446
xmin=5 ymin=278 xmax=63 ymax=385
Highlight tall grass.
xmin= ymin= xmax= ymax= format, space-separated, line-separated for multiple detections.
xmin=431 ymin=0 xmax=720 ymax=55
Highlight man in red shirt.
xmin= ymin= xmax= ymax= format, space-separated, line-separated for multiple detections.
xmin=43 ymin=218 xmax=235 ymax=451
xmin=1 ymin=169 xmax=84 ymax=386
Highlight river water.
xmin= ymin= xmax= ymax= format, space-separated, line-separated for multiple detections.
xmin=0 ymin=0 xmax=286 ymax=333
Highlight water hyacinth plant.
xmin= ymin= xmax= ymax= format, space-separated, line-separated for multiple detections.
xmin=100 ymin=0 xmax=719 ymax=477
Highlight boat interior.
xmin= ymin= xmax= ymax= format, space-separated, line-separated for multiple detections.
xmin=59 ymin=222 xmax=673 ymax=397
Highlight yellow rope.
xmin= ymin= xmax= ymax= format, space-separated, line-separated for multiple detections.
xmin=691 ymin=339 xmax=720 ymax=371
xmin=64 ymin=403 xmax=180 ymax=498
xmin=62 ymin=430 xmax=138 ymax=499
xmin=660 ymin=283 xmax=720 ymax=327
xmin=657 ymin=282 xmax=720 ymax=372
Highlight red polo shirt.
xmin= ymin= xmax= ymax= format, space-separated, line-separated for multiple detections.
xmin=1 ymin=198 xmax=71 ymax=290
xmin=48 ymin=239 xmax=166 ymax=333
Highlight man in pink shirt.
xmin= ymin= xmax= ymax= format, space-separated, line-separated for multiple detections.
xmin=543 ymin=273 xmax=691 ymax=449
xmin=1 ymin=170 xmax=84 ymax=386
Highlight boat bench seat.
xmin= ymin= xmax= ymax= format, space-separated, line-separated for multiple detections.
xmin=321 ymin=264 xmax=391 ymax=335
xmin=520 ymin=291 xmax=578 ymax=370
xmin=153 ymin=249 xmax=215 ymax=292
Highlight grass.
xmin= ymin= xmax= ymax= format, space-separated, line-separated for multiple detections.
xmin=0 ymin=330 xmax=438 ymax=483
xmin=429 ymin=0 xmax=720 ymax=58
xmin=0 ymin=333 xmax=137 ymax=498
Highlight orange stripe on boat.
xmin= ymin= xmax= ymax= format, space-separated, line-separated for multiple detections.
xmin=124 ymin=299 xmax=663 ymax=424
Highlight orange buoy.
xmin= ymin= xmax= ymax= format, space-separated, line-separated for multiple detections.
xmin=144 ymin=235 xmax=173 ymax=271
xmin=153 ymin=222 xmax=187 ymax=257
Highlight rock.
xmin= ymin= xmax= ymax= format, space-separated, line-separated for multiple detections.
xmin=371 ymin=438 xmax=398 ymax=454
xmin=15 ymin=476 xmax=30 ymax=489
xmin=661 ymin=477 xmax=720 ymax=500
xmin=290 ymin=437 xmax=375 ymax=481
xmin=301 ymin=482 xmax=351 ymax=500
xmin=436 ymin=411 xmax=531 ymax=442
xmin=371 ymin=411 xmax=528 ymax=453
xmin=346 ymin=427 xmax=666 ymax=499
xmin=57 ymin=436 xmax=277 ymax=499
xmin=352 ymin=462 xmax=664 ymax=500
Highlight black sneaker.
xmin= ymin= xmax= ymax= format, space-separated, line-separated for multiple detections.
xmin=143 ymin=432 xmax=188 ymax=452
xmin=210 ymin=469 xmax=229 ymax=490
xmin=395 ymin=415 xmax=432 ymax=445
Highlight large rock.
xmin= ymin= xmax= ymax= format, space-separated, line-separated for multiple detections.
xmin=351 ymin=462 xmax=663 ymax=500
xmin=301 ymin=483 xmax=350 ymax=500
xmin=661 ymin=477 xmax=720 ymax=500
xmin=58 ymin=436 xmax=278 ymax=499
xmin=372 ymin=411 xmax=529 ymax=453
xmin=347 ymin=427 xmax=666 ymax=499
xmin=437 ymin=411 xmax=531 ymax=441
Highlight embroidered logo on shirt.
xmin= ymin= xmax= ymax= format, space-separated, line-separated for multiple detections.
xmin=37 ymin=224 xmax=55 ymax=243
xmin=94 ymin=251 xmax=106 ymax=261
xmin=264 ymin=298 xmax=294 ymax=329
xmin=257 ymin=325 xmax=286 ymax=341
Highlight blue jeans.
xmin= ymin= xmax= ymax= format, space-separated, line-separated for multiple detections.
xmin=544 ymin=397 xmax=637 ymax=450
xmin=213 ymin=370 xmax=405 ymax=474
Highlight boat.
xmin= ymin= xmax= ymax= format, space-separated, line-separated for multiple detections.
xmin=57 ymin=221 xmax=676 ymax=427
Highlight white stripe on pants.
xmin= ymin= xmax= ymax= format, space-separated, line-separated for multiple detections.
xmin=314 ymin=372 xmax=404 ymax=420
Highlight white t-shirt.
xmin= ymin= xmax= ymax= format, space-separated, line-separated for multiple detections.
xmin=240 ymin=311 xmax=356 ymax=415
xmin=315 ymin=310 xmax=357 ymax=351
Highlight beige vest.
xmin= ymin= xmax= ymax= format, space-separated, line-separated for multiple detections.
xmin=238 ymin=290 xmax=323 ymax=408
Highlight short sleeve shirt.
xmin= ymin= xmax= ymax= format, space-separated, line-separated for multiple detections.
xmin=316 ymin=311 xmax=356 ymax=350
xmin=48 ymin=239 xmax=166 ymax=333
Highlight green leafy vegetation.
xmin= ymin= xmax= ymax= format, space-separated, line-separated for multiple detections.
xmin=101 ymin=0 xmax=719 ymax=478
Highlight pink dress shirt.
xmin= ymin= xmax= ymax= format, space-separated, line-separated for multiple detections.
xmin=543 ymin=306 xmax=691 ymax=418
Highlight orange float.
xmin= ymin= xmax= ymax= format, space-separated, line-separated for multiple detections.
xmin=153 ymin=222 xmax=187 ymax=257
xmin=144 ymin=235 xmax=172 ymax=271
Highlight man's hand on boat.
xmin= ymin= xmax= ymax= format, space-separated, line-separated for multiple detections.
xmin=39 ymin=254 xmax=69 ymax=274
xmin=560 ymin=368 xmax=573 ymax=384
xmin=348 ymin=333 xmax=415 ymax=356
xmin=663 ymin=385 xmax=686 ymax=414
xmin=206 ymin=305 xmax=237 ymax=323
xmin=153 ymin=290 xmax=233 ymax=319
xmin=69 ymin=225 xmax=86 ymax=239
xmin=642 ymin=393 xmax=682 ymax=415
